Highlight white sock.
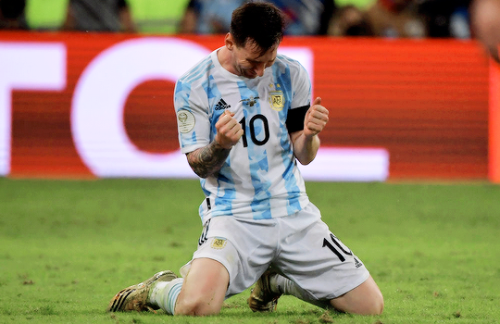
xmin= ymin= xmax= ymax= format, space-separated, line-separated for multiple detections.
xmin=149 ymin=278 xmax=184 ymax=315
xmin=272 ymin=275 xmax=330 ymax=309
xmin=272 ymin=275 xmax=303 ymax=298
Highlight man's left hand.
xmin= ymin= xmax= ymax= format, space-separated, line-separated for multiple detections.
xmin=303 ymin=97 xmax=329 ymax=138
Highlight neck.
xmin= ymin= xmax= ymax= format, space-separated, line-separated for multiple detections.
xmin=217 ymin=47 xmax=239 ymax=75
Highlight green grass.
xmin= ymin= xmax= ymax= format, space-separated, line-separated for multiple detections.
xmin=1 ymin=178 xmax=499 ymax=324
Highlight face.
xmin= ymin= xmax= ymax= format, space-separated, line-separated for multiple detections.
xmin=229 ymin=38 xmax=278 ymax=79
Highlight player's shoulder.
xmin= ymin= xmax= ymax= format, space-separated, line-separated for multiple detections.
xmin=276 ymin=53 xmax=303 ymax=68
xmin=177 ymin=53 xmax=216 ymax=85
xmin=275 ymin=53 xmax=306 ymax=74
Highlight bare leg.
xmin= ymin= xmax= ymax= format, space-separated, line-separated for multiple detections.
xmin=329 ymin=276 xmax=384 ymax=315
xmin=273 ymin=274 xmax=383 ymax=315
xmin=174 ymin=258 xmax=230 ymax=316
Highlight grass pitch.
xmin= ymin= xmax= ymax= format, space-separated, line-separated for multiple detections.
xmin=0 ymin=178 xmax=499 ymax=324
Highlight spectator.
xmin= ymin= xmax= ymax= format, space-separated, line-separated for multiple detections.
xmin=328 ymin=4 xmax=373 ymax=36
xmin=335 ymin=0 xmax=375 ymax=9
xmin=416 ymin=0 xmax=472 ymax=39
xmin=180 ymin=0 xmax=244 ymax=34
xmin=470 ymin=0 xmax=500 ymax=62
xmin=126 ymin=0 xmax=191 ymax=34
xmin=25 ymin=0 xmax=68 ymax=31
xmin=63 ymin=0 xmax=136 ymax=32
xmin=181 ymin=0 xmax=335 ymax=36
xmin=364 ymin=0 xmax=426 ymax=38
xmin=0 ymin=0 xmax=28 ymax=30
xmin=268 ymin=0 xmax=336 ymax=35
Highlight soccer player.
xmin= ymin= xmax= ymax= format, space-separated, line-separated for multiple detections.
xmin=107 ymin=1 xmax=383 ymax=316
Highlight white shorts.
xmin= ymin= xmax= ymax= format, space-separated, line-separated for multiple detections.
xmin=181 ymin=202 xmax=370 ymax=301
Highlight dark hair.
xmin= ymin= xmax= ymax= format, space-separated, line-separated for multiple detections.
xmin=230 ymin=1 xmax=285 ymax=54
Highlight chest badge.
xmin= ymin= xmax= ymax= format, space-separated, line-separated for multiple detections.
xmin=269 ymin=91 xmax=284 ymax=111
xmin=240 ymin=96 xmax=259 ymax=107
xmin=269 ymin=83 xmax=284 ymax=111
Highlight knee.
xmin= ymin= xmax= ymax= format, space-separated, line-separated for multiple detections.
xmin=354 ymin=276 xmax=384 ymax=315
xmin=175 ymin=295 xmax=222 ymax=316
xmin=351 ymin=292 xmax=384 ymax=315
xmin=360 ymin=288 xmax=384 ymax=315
xmin=329 ymin=279 xmax=384 ymax=315
xmin=371 ymin=293 xmax=384 ymax=315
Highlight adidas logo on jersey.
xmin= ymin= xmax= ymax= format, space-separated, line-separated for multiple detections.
xmin=354 ymin=257 xmax=363 ymax=268
xmin=214 ymin=98 xmax=231 ymax=110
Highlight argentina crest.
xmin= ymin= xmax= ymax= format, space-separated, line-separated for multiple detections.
xmin=268 ymin=83 xmax=285 ymax=111
xmin=269 ymin=90 xmax=284 ymax=111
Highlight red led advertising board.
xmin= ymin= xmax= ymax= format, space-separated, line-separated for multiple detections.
xmin=0 ymin=32 xmax=493 ymax=181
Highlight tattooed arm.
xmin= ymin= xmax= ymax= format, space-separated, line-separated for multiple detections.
xmin=187 ymin=110 xmax=244 ymax=178
xmin=186 ymin=142 xmax=231 ymax=178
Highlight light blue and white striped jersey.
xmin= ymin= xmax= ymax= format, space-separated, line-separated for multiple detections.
xmin=174 ymin=48 xmax=312 ymax=223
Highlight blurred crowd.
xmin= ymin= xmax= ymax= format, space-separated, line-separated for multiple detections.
xmin=0 ymin=0 xmax=498 ymax=59
xmin=0 ymin=0 xmax=484 ymax=37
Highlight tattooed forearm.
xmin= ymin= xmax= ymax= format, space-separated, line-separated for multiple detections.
xmin=187 ymin=141 xmax=231 ymax=178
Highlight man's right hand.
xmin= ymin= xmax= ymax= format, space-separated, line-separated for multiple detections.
xmin=215 ymin=110 xmax=244 ymax=149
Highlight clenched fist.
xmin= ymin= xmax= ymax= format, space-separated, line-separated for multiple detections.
xmin=215 ymin=110 xmax=244 ymax=149
xmin=303 ymin=97 xmax=329 ymax=138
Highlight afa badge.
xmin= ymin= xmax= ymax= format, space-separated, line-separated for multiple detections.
xmin=211 ymin=237 xmax=227 ymax=250
xmin=269 ymin=91 xmax=284 ymax=111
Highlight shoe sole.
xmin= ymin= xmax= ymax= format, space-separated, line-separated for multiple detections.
xmin=107 ymin=270 xmax=176 ymax=312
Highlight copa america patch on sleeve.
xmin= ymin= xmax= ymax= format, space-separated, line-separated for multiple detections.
xmin=177 ymin=109 xmax=195 ymax=133
xmin=210 ymin=237 xmax=227 ymax=249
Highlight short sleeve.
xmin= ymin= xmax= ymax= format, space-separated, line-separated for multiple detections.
xmin=174 ymin=79 xmax=211 ymax=154
xmin=286 ymin=60 xmax=311 ymax=133
xmin=290 ymin=61 xmax=311 ymax=110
